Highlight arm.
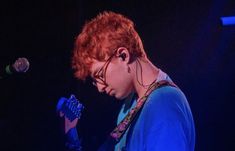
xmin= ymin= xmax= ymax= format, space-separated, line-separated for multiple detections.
xmin=60 ymin=112 xmax=82 ymax=151
xmin=57 ymin=95 xmax=84 ymax=151
xmin=57 ymin=95 xmax=116 ymax=151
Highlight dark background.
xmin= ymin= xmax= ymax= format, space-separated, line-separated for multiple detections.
xmin=0 ymin=0 xmax=234 ymax=151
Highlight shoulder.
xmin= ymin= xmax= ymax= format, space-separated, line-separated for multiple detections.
xmin=129 ymin=86 xmax=195 ymax=151
xmin=141 ymin=85 xmax=191 ymax=123
xmin=146 ymin=85 xmax=187 ymax=108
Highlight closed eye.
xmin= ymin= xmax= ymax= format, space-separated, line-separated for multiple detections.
xmin=97 ymin=69 xmax=104 ymax=79
xmin=94 ymin=67 xmax=104 ymax=79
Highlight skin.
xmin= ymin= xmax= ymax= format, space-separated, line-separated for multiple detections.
xmin=60 ymin=112 xmax=78 ymax=134
xmin=90 ymin=47 xmax=160 ymax=101
xmin=62 ymin=47 xmax=160 ymax=134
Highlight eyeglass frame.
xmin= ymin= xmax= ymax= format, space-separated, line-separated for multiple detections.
xmin=92 ymin=48 xmax=119 ymax=86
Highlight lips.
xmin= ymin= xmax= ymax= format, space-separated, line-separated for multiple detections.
xmin=107 ymin=89 xmax=114 ymax=96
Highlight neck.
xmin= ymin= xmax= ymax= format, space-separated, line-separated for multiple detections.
xmin=130 ymin=58 xmax=159 ymax=99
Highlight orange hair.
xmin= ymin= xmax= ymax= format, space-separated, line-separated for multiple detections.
xmin=72 ymin=11 xmax=146 ymax=80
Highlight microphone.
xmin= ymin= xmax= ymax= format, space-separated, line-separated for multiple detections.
xmin=0 ymin=57 xmax=30 ymax=79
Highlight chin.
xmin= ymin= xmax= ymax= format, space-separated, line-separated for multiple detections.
xmin=115 ymin=93 xmax=130 ymax=100
xmin=114 ymin=95 xmax=123 ymax=100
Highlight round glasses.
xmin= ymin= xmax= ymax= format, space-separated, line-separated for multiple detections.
xmin=92 ymin=49 xmax=118 ymax=87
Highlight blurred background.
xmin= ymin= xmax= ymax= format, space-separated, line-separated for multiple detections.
xmin=0 ymin=0 xmax=234 ymax=151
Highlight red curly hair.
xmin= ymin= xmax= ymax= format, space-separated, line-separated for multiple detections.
xmin=72 ymin=11 xmax=146 ymax=80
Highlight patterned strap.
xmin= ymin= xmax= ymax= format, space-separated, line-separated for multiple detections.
xmin=110 ymin=80 xmax=177 ymax=142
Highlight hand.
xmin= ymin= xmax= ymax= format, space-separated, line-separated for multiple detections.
xmin=60 ymin=111 xmax=79 ymax=134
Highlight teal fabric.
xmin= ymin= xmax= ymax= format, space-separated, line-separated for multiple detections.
xmin=115 ymin=94 xmax=137 ymax=151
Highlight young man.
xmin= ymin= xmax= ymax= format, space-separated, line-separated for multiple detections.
xmin=61 ymin=11 xmax=195 ymax=151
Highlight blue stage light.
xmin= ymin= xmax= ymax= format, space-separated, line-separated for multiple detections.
xmin=220 ymin=16 xmax=235 ymax=26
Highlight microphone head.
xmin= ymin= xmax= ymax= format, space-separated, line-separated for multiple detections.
xmin=12 ymin=57 xmax=30 ymax=73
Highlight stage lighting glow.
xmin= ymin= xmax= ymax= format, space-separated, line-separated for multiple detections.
xmin=220 ymin=16 xmax=235 ymax=26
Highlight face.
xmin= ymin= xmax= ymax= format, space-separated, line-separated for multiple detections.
xmin=90 ymin=50 xmax=133 ymax=100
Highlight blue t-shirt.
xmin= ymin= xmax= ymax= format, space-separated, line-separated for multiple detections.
xmin=115 ymin=78 xmax=195 ymax=151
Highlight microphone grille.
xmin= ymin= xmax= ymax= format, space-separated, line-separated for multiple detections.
xmin=13 ymin=57 xmax=30 ymax=73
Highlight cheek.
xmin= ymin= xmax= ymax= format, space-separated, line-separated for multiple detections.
xmin=106 ymin=63 xmax=133 ymax=97
xmin=110 ymin=73 xmax=133 ymax=98
xmin=106 ymin=65 xmax=129 ymax=86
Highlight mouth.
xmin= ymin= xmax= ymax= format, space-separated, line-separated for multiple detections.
xmin=107 ymin=89 xmax=114 ymax=96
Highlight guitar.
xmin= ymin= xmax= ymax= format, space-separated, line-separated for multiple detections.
xmin=56 ymin=94 xmax=84 ymax=121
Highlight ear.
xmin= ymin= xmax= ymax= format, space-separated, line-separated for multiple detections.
xmin=116 ymin=47 xmax=130 ymax=64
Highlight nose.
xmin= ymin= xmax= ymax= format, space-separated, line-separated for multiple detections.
xmin=96 ymin=83 xmax=107 ymax=93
